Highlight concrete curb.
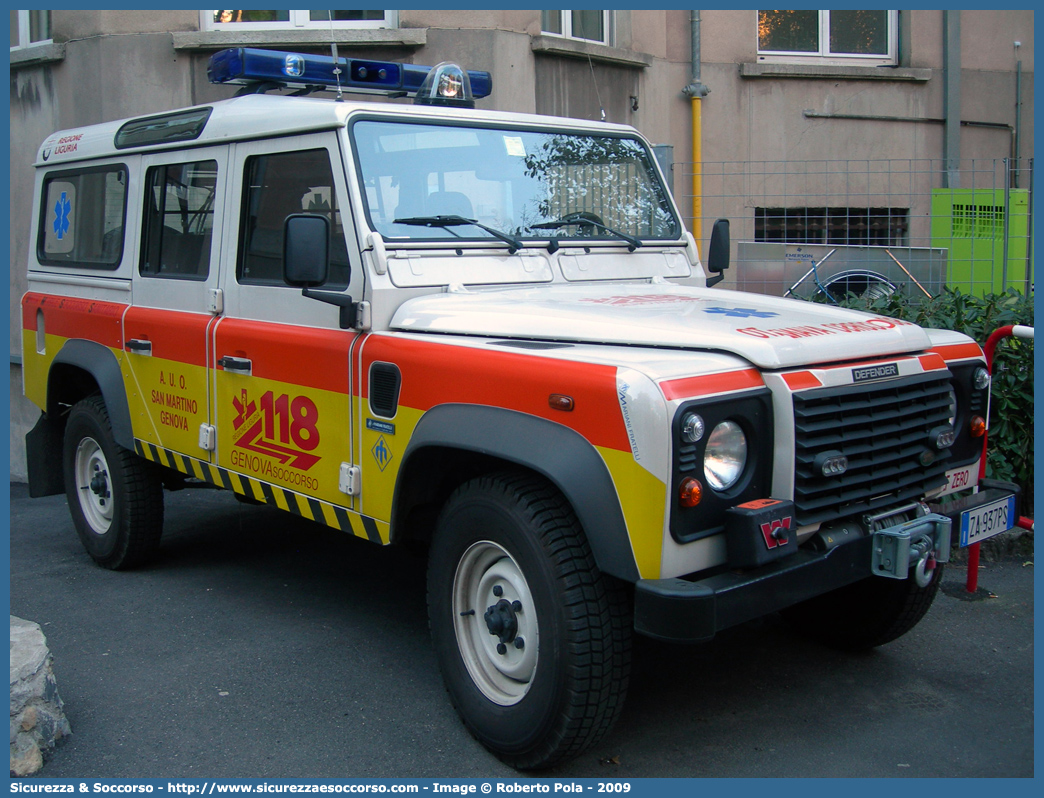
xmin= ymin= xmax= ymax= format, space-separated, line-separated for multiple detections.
xmin=9 ymin=616 xmax=71 ymax=777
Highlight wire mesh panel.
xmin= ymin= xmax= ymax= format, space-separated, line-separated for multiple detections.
xmin=679 ymin=158 xmax=1034 ymax=299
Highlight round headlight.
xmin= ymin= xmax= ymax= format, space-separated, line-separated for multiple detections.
xmin=704 ymin=420 xmax=747 ymax=491
xmin=973 ymin=367 xmax=991 ymax=391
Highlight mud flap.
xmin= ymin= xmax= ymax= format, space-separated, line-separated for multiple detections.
xmin=26 ymin=412 xmax=65 ymax=498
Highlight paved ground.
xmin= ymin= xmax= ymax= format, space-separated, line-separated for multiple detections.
xmin=9 ymin=483 xmax=1034 ymax=779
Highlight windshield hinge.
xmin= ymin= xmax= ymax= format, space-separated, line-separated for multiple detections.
xmin=354 ymin=301 xmax=371 ymax=331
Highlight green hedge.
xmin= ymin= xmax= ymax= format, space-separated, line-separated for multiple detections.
xmin=837 ymin=288 xmax=1034 ymax=516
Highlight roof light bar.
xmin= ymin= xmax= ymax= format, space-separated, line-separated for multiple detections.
xmin=207 ymin=48 xmax=492 ymax=100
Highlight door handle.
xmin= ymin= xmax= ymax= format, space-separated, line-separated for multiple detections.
xmin=218 ymin=355 xmax=252 ymax=375
xmin=125 ymin=339 xmax=152 ymax=355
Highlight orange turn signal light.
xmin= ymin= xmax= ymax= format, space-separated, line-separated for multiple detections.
xmin=549 ymin=394 xmax=574 ymax=411
xmin=679 ymin=477 xmax=703 ymax=508
xmin=970 ymin=415 xmax=986 ymax=438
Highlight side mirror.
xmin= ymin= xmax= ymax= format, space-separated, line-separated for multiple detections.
xmin=283 ymin=214 xmax=330 ymax=287
xmin=705 ymin=218 xmax=730 ymax=287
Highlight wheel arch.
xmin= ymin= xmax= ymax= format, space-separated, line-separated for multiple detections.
xmin=49 ymin=339 xmax=134 ymax=450
xmin=391 ymin=404 xmax=640 ymax=583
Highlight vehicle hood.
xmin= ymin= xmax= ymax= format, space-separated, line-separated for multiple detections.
xmin=390 ymin=284 xmax=933 ymax=369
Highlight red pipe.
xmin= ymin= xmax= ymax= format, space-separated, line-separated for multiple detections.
xmin=976 ymin=326 xmax=1015 ymax=481
xmin=966 ymin=325 xmax=1032 ymax=592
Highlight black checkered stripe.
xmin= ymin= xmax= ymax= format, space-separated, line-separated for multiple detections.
xmin=134 ymin=440 xmax=386 ymax=545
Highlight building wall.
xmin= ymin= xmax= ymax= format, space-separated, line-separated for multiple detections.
xmin=7 ymin=9 xmax=1034 ymax=480
xmin=676 ymin=8 xmax=1033 ymax=262
xmin=696 ymin=9 xmax=1032 ymax=167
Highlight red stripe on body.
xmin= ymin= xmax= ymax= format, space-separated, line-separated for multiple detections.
xmin=918 ymin=353 xmax=948 ymax=371
xmin=660 ymin=369 xmax=764 ymax=401
xmin=124 ymin=307 xmax=212 ymax=367
xmin=782 ymin=372 xmax=822 ymax=391
xmin=214 ymin=318 xmax=353 ymax=393
xmin=929 ymin=343 xmax=984 ymax=362
xmin=362 ymin=336 xmax=630 ymax=452
xmin=24 ymin=292 xmax=125 ymax=350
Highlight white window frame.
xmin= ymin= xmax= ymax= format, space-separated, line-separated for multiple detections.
xmin=201 ymin=10 xmax=396 ymax=32
xmin=757 ymin=10 xmax=898 ymax=67
xmin=10 ymin=9 xmax=52 ymax=50
xmin=541 ymin=10 xmax=613 ymax=46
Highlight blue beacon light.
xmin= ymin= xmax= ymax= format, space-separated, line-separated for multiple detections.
xmin=207 ymin=48 xmax=491 ymax=103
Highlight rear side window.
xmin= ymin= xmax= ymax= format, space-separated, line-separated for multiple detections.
xmin=140 ymin=160 xmax=218 ymax=280
xmin=38 ymin=164 xmax=128 ymax=269
xmin=238 ymin=149 xmax=349 ymax=288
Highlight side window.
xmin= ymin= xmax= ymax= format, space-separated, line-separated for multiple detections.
xmin=756 ymin=10 xmax=897 ymax=66
xmin=38 ymin=165 xmax=127 ymax=269
xmin=204 ymin=10 xmax=395 ymax=30
xmin=238 ymin=149 xmax=349 ymax=288
xmin=140 ymin=160 xmax=218 ymax=280
xmin=541 ymin=10 xmax=612 ymax=45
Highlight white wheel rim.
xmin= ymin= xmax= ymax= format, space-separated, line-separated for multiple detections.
xmin=74 ymin=436 xmax=114 ymax=535
xmin=452 ymin=540 xmax=539 ymax=706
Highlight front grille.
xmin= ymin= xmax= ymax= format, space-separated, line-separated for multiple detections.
xmin=792 ymin=372 xmax=952 ymax=526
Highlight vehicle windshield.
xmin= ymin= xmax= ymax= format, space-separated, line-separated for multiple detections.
xmin=350 ymin=118 xmax=680 ymax=246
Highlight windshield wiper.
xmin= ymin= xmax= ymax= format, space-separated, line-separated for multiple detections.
xmin=393 ymin=215 xmax=523 ymax=254
xmin=530 ymin=212 xmax=643 ymax=252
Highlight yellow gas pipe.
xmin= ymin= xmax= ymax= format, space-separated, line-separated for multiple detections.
xmin=691 ymin=95 xmax=703 ymax=245
xmin=686 ymin=11 xmax=709 ymax=248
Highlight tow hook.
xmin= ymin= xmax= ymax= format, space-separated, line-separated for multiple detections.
xmin=911 ymin=539 xmax=937 ymax=588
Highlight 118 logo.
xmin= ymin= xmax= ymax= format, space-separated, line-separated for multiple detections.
xmin=232 ymin=388 xmax=321 ymax=470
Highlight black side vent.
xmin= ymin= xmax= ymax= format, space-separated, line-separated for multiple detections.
xmin=369 ymin=362 xmax=402 ymax=418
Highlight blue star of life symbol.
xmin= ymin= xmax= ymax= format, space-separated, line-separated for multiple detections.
xmin=705 ymin=306 xmax=778 ymax=319
xmin=53 ymin=192 xmax=71 ymax=240
xmin=371 ymin=435 xmax=393 ymax=472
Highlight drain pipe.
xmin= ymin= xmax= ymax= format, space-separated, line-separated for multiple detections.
xmin=682 ymin=10 xmax=710 ymax=245
xmin=943 ymin=10 xmax=961 ymax=188
xmin=1014 ymin=42 xmax=1022 ymax=187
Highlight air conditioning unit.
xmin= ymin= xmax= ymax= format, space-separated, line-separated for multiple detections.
xmin=930 ymin=188 xmax=1032 ymax=295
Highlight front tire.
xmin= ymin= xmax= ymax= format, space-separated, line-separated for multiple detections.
xmin=62 ymin=396 xmax=163 ymax=569
xmin=427 ymin=473 xmax=631 ymax=770
xmin=781 ymin=563 xmax=944 ymax=651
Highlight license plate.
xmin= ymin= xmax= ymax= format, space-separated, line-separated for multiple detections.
xmin=959 ymin=495 xmax=1016 ymax=547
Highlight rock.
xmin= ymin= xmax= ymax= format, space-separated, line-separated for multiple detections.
xmin=9 ymin=617 xmax=70 ymax=777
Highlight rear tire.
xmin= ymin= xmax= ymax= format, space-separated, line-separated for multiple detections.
xmin=781 ymin=563 xmax=944 ymax=651
xmin=62 ymin=396 xmax=164 ymax=569
xmin=427 ymin=472 xmax=631 ymax=770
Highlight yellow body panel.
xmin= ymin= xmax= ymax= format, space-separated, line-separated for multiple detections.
xmin=598 ymin=446 xmax=668 ymax=580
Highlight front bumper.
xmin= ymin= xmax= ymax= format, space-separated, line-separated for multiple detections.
xmin=634 ymin=535 xmax=875 ymax=643
xmin=634 ymin=492 xmax=1014 ymax=644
